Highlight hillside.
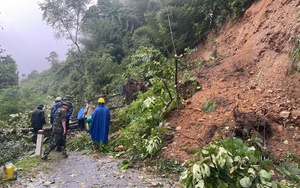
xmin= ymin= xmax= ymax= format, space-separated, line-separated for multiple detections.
xmin=162 ymin=0 xmax=300 ymax=162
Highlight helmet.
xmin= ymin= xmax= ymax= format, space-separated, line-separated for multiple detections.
xmin=63 ymin=95 xmax=71 ymax=101
xmin=98 ymin=98 xmax=105 ymax=103
xmin=62 ymin=101 xmax=73 ymax=108
xmin=55 ymin=97 xmax=62 ymax=102
xmin=37 ymin=104 xmax=44 ymax=109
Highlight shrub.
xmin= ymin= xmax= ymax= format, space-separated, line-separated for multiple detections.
xmin=180 ymin=137 xmax=276 ymax=188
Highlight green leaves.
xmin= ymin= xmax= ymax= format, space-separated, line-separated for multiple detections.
xmin=240 ymin=176 xmax=252 ymax=188
xmin=290 ymin=37 xmax=300 ymax=72
xmin=258 ymin=170 xmax=272 ymax=186
xmin=145 ymin=135 xmax=162 ymax=157
xmin=38 ymin=0 xmax=90 ymax=40
xmin=180 ymin=138 xmax=276 ymax=188
xmin=202 ymin=99 xmax=217 ymax=113
xmin=143 ymin=96 xmax=156 ymax=109
xmin=0 ymin=55 xmax=18 ymax=89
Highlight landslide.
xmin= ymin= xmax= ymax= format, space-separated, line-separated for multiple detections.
xmin=162 ymin=0 xmax=300 ymax=162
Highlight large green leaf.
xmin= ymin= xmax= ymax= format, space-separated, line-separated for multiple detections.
xmin=240 ymin=176 xmax=252 ymax=188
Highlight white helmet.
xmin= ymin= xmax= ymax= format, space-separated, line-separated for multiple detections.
xmin=55 ymin=96 xmax=62 ymax=102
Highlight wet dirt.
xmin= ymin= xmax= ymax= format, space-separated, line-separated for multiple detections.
xmin=162 ymin=0 xmax=300 ymax=162
xmin=5 ymin=151 xmax=179 ymax=188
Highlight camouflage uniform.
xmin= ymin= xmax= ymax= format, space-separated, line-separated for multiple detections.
xmin=42 ymin=107 xmax=68 ymax=159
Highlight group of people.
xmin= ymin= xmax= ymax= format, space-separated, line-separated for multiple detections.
xmin=77 ymin=102 xmax=95 ymax=131
xmin=41 ymin=97 xmax=73 ymax=160
xmin=30 ymin=96 xmax=111 ymax=160
xmin=76 ymin=98 xmax=111 ymax=143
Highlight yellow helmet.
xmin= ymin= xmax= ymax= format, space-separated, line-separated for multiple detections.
xmin=98 ymin=97 xmax=105 ymax=103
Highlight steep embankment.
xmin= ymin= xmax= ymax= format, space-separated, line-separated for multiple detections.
xmin=163 ymin=0 xmax=300 ymax=161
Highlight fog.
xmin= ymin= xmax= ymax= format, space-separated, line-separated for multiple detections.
xmin=0 ymin=0 xmax=70 ymax=75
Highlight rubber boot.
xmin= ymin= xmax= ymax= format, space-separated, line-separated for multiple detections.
xmin=61 ymin=147 xmax=68 ymax=158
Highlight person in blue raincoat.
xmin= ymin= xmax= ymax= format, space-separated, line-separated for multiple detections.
xmin=77 ymin=105 xmax=85 ymax=131
xmin=89 ymin=97 xmax=110 ymax=143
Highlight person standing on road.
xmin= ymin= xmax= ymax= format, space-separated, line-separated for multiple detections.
xmin=50 ymin=96 xmax=63 ymax=151
xmin=83 ymin=102 xmax=95 ymax=132
xmin=41 ymin=101 xmax=73 ymax=160
xmin=89 ymin=98 xmax=110 ymax=144
xmin=31 ymin=104 xmax=46 ymax=143
xmin=50 ymin=97 xmax=63 ymax=125
xmin=56 ymin=96 xmax=73 ymax=152
xmin=77 ymin=105 xmax=86 ymax=131
xmin=63 ymin=95 xmax=73 ymax=131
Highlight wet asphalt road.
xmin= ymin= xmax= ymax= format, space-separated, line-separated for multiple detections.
xmin=7 ymin=151 xmax=180 ymax=188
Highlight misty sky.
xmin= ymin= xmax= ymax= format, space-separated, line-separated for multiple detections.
xmin=0 ymin=0 xmax=70 ymax=76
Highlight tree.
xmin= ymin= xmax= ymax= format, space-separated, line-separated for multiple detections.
xmin=27 ymin=70 xmax=39 ymax=80
xmin=82 ymin=0 xmax=141 ymax=61
xmin=45 ymin=51 xmax=60 ymax=70
xmin=38 ymin=0 xmax=91 ymax=74
xmin=0 ymin=55 xmax=18 ymax=89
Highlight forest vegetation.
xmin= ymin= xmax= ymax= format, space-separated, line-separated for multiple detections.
xmin=1 ymin=0 xmax=300 ymax=187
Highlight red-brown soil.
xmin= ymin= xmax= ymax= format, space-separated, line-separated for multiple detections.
xmin=162 ymin=0 xmax=300 ymax=162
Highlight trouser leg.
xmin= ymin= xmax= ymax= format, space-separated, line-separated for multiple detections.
xmin=43 ymin=143 xmax=56 ymax=156
xmin=57 ymin=133 xmax=67 ymax=151
xmin=32 ymin=133 xmax=37 ymax=143
xmin=41 ymin=134 xmax=58 ymax=159
xmin=32 ymin=128 xmax=39 ymax=143
xmin=60 ymin=135 xmax=68 ymax=158
xmin=78 ymin=119 xmax=85 ymax=131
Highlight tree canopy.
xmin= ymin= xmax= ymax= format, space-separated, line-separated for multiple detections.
xmin=0 ymin=55 xmax=18 ymax=89
xmin=3 ymin=0 xmax=255 ymax=120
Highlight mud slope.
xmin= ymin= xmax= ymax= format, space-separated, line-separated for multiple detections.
xmin=163 ymin=0 xmax=300 ymax=161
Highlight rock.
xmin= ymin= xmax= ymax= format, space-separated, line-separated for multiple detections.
xmin=115 ymin=145 xmax=125 ymax=152
xmin=279 ymin=111 xmax=290 ymax=119
xmin=175 ymin=126 xmax=181 ymax=131
xmin=151 ymin=182 xmax=163 ymax=187
xmin=293 ymin=134 xmax=300 ymax=141
xmin=255 ymin=87 xmax=263 ymax=92
xmin=185 ymin=99 xmax=192 ymax=105
xmin=276 ymin=125 xmax=283 ymax=132
xmin=295 ymin=136 xmax=300 ymax=141
xmin=291 ymin=110 xmax=300 ymax=119
xmin=219 ymin=78 xmax=225 ymax=82
xmin=249 ymin=84 xmax=256 ymax=89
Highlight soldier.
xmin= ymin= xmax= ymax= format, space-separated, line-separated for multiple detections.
xmin=55 ymin=95 xmax=73 ymax=151
xmin=62 ymin=95 xmax=73 ymax=132
xmin=41 ymin=101 xmax=72 ymax=160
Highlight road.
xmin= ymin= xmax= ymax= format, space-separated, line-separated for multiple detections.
xmin=5 ymin=151 xmax=180 ymax=188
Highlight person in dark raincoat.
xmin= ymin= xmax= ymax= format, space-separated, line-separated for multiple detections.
xmin=89 ymin=98 xmax=110 ymax=143
xmin=31 ymin=104 xmax=46 ymax=143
